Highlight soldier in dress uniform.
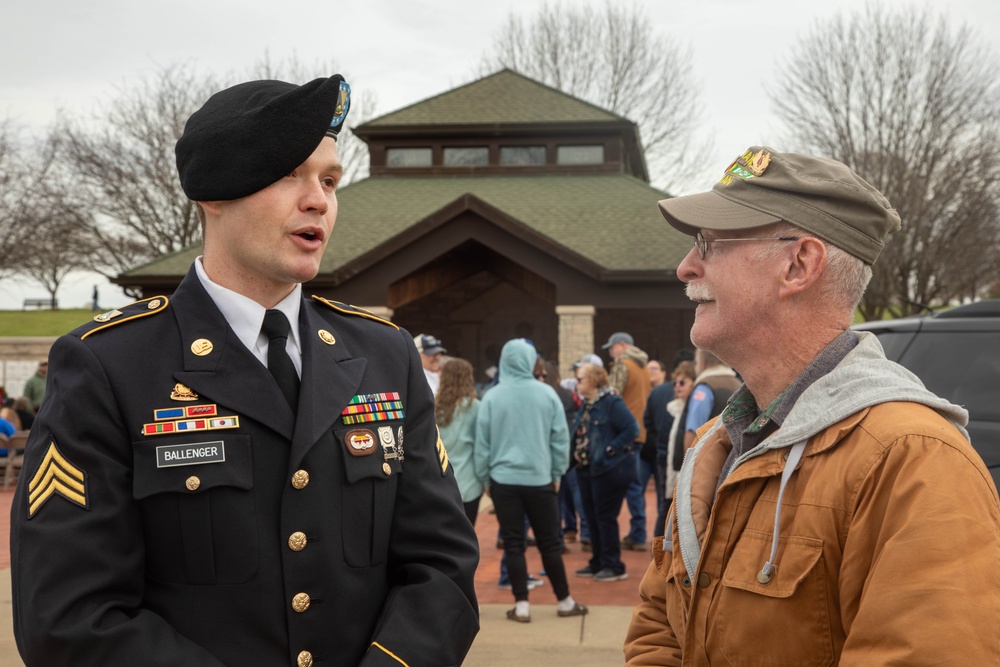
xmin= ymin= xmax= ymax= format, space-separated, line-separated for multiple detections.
xmin=10 ymin=75 xmax=480 ymax=667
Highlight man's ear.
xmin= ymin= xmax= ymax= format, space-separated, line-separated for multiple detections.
xmin=779 ymin=237 xmax=826 ymax=298
xmin=198 ymin=200 xmax=224 ymax=217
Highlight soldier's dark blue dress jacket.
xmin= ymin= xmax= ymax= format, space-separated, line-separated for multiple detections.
xmin=10 ymin=268 xmax=480 ymax=667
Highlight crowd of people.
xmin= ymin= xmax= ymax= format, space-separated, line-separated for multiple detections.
xmin=8 ymin=70 xmax=998 ymax=665
xmin=0 ymin=359 xmax=44 ymax=455
xmin=416 ymin=328 xmax=702 ymax=622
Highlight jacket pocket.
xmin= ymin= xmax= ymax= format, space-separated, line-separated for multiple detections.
xmin=335 ymin=423 xmax=400 ymax=567
xmin=715 ymin=530 xmax=833 ymax=666
xmin=132 ymin=434 xmax=257 ymax=585
xmin=653 ymin=536 xmax=691 ymax=639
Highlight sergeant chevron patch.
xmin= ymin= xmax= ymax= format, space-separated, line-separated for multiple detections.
xmin=27 ymin=441 xmax=88 ymax=518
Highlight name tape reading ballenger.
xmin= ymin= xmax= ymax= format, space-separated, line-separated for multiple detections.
xmin=156 ymin=441 xmax=226 ymax=468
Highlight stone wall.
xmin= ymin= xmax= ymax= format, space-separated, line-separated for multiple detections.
xmin=0 ymin=338 xmax=55 ymax=398
xmin=556 ymin=305 xmax=596 ymax=379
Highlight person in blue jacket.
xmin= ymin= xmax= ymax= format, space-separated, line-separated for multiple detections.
xmin=571 ymin=362 xmax=640 ymax=582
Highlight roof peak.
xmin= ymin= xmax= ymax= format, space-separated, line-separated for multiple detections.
xmin=358 ymin=68 xmax=630 ymax=130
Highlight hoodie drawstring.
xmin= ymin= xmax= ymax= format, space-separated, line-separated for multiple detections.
xmin=757 ymin=440 xmax=807 ymax=584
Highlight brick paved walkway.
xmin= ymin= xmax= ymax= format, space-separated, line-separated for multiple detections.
xmin=472 ymin=487 xmax=657 ymax=607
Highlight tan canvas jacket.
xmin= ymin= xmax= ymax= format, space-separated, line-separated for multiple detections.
xmin=625 ymin=334 xmax=1000 ymax=666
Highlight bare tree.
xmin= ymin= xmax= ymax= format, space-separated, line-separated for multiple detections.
xmin=54 ymin=64 xmax=219 ymax=278
xmin=479 ymin=1 xmax=708 ymax=193
xmin=0 ymin=121 xmax=23 ymax=277
xmin=772 ymin=3 xmax=1000 ymax=320
xmin=14 ymin=214 xmax=94 ymax=309
xmin=0 ymin=122 xmax=71 ymax=288
xmin=0 ymin=121 xmax=47 ymax=279
xmin=0 ymin=132 xmax=100 ymax=306
xmin=55 ymin=57 xmax=377 ymax=281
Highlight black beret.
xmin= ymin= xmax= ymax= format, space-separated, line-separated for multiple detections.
xmin=175 ymin=74 xmax=350 ymax=201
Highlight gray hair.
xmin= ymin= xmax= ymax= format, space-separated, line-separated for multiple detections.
xmin=749 ymin=222 xmax=871 ymax=311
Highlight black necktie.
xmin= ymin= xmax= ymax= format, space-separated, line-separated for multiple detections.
xmin=261 ymin=310 xmax=299 ymax=412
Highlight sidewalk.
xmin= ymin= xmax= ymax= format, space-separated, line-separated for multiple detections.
xmin=0 ymin=484 xmax=660 ymax=665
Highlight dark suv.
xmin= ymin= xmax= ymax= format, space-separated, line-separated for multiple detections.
xmin=852 ymin=300 xmax=1000 ymax=489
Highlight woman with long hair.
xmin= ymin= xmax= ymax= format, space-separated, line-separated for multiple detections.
xmin=436 ymin=358 xmax=484 ymax=525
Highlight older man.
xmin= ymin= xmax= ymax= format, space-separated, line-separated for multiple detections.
xmin=602 ymin=332 xmax=651 ymax=551
xmin=413 ymin=333 xmax=446 ymax=396
xmin=625 ymin=147 xmax=1000 ymax=664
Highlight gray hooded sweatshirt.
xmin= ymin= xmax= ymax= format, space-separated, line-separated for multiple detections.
xmin=673 ymin=331 xmax=970 ymax=579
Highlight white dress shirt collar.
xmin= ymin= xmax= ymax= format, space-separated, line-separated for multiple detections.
xmin=194 ymin=257 xmax=303 ymax=375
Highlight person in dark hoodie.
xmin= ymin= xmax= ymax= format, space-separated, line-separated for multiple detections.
xmin=475 ymin=338 xmax=587 ymax=623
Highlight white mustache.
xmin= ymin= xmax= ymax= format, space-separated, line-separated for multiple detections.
xmin=685 ymin=283 xmax=713 ymax=302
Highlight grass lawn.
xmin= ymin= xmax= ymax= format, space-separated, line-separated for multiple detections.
xmin=0 ymin=309 xmax=100 ymax=337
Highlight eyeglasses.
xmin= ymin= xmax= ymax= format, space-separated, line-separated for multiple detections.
xmin=694 ymin=231 xmax=799 ymax=260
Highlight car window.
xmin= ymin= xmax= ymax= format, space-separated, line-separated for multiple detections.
xmin=893 ymin=332 xmax=1000 ymax=422
xmin=870 ymin=331 xmax=915 ymax=361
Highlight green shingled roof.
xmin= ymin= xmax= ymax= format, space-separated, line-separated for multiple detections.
xmin=127 ymin=244 xmax=202 ymax=276
xmin=125 ymin=174 xmax=689 ymax=278
xmin=361 ymin=69 xmax=625 ymax=127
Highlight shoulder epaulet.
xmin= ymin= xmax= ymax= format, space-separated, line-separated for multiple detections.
xmin=311 ymin=296 xmax=399 ymax=330
xmin=79 ymin=296 xmax=170 ymax=340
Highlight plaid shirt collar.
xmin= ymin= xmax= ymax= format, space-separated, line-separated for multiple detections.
xmin=722 ymin=329 xmax=858 ymax=454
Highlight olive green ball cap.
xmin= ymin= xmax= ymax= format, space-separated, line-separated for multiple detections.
xmin=658 ymin=147 xmax=901 ymax=265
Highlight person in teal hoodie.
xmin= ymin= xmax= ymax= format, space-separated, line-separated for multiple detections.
xmin=475 ymin=338 xmax=587 ymax=623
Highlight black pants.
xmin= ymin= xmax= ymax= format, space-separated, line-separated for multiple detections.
xmin=577 ymin=457 xmax=635 ymax=575
xmin=490 ymin=480 xmax=570 ymax=602
xmin=463 ymin=496 xmax=481 ymax=527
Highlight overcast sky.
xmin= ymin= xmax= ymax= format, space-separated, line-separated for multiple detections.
xmin=1 ymin=0 xmax=998 ymax=311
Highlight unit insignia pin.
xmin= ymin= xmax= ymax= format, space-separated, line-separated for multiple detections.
xmin=191 ymin=339 xmax=214 ymax=356
xmin=378 ymin=425 xmax=398 ymax=461
xmin=93 ymin=309 xmax=123 ymax=323
xmin=344 ymin=428 xmax=377 ymax=457
xmin=318 ymin=330 xmax=336 ymax=345
xmin=747 ymin=149 xmax=771 ymax=176
xmin=170 ymin=383 xmax=199 ymax=401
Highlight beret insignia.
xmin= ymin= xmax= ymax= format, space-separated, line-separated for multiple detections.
xmin=327 ymin=80 xmax=351 ymax=137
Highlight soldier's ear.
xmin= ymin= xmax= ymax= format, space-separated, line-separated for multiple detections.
xmin=198 ymin=200 xmax=226 ymax=218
